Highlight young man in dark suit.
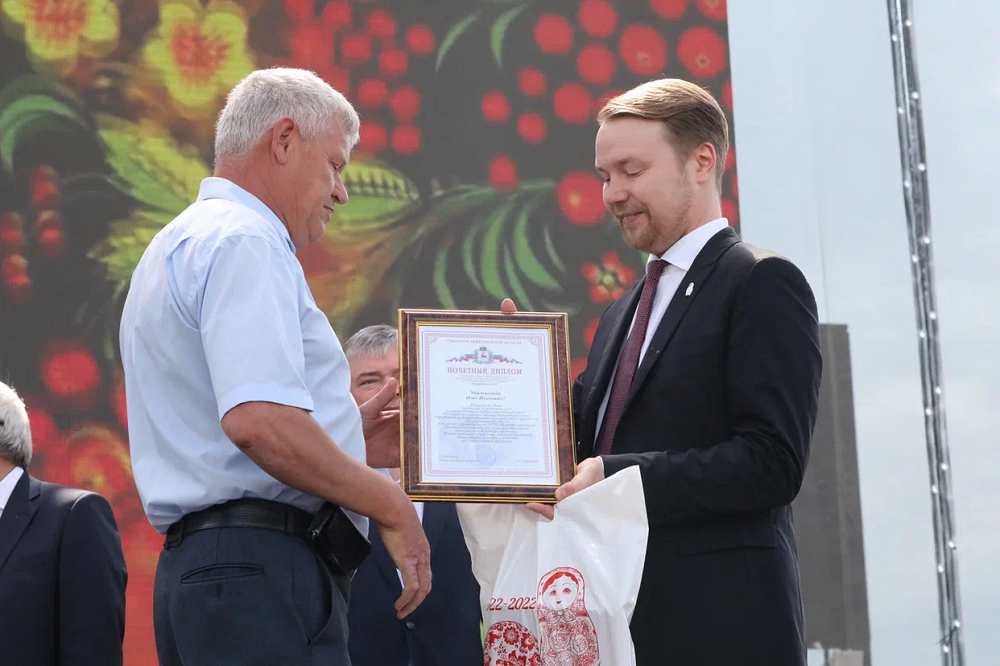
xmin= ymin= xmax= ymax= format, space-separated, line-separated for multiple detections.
xmin=343 ymin=326 xmax=482 ymax=666
xmin=520 ymin=79 xmax=823 ymax=665
xmin=0 ymin=381 xmax=128 ymax=665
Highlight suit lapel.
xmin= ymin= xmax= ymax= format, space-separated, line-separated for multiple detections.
xmin=579 ymin=281 xmax=643 ymax=457
xmin=421 ymin=502 xmax=448 ymax=554
xmin=0 ymin=472 xmax=40 ymax=574
xmin=624 ymin=227 xmax=741 ymax=410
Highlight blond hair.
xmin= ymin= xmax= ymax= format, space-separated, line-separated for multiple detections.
xmin=597 ymin=79 xmax=729 ymax=190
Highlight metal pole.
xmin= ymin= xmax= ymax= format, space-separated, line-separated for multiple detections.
xmin=884 ymin=1 xmax=964 ymax=663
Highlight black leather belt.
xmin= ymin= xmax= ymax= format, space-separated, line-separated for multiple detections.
xmin=164 ymin=498 xmax=315 ymax=548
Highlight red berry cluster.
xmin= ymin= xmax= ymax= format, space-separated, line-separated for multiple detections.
xmin=39 ymin=337 xmax=103 ymax=412
xmin=1 ymin=165 xmax=67 ymax=305
xmin=282 ymin=0 xmax=436 ymax=159
xmin=483 ymin=0 xmax=731 ymax=226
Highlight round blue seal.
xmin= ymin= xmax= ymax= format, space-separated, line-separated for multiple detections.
xmin=474 ymin=444 xmax=497 ymax=469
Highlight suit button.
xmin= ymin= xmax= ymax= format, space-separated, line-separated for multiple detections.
xmin=406 ymin=621 xmax=416 ymax=630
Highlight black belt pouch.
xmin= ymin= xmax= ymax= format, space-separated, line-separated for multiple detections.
xmin=305 ymin=502 xmax=371 ymax=579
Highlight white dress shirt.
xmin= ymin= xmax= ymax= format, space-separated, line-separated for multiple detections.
xmin=0 ymin=466 xmax=25 ymax=520
xmin=595 ymin=218 xmax=729 ymax=437
xmin=120 ymin=178 xmax=369 ymax=535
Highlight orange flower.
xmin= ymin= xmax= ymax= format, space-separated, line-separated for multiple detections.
xmin=142 ymin=0 xmax=253 ymax=115
xmin=2 ymin=0 xmax=119 ymax=76
xmin=58 ymin=424 xmax=144 ymax=526
xmin=581 ymin=252 xmax=636 ymax=302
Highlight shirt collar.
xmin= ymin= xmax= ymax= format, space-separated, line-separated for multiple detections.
xmin=196 ymin=177 xmax=296 ymax=252
xmin=651 ymin=218 xmax=729 ymax=271
xmin=0 ymin=466 xmax=24 ymax=510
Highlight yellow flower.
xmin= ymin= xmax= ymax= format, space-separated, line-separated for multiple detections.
xmin=142 ymin=0 xmax=253 ymax=115
xmin=1 ymin=0 xmax=120 ymax=75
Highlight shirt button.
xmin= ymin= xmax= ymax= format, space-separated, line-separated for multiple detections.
xmin=406 ymin=621 xmax=416 ymax=630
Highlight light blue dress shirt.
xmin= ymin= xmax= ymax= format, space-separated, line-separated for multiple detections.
xmin=119 ymin=177 xmax=368 ymax=535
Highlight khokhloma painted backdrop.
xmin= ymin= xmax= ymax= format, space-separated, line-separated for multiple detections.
xmin=0 ymin=0 xmax=736 ymax=661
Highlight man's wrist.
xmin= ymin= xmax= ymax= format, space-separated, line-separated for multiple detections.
xmin=373 ymin=476 xmax=410 ymax=529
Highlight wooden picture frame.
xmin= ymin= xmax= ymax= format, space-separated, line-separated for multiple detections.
xmin=398 ymin=309 xmax=576 ymax=503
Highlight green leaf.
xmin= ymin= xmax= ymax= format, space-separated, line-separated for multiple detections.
xmin=541 ymin=298 xmax=579 ymax=315
xmin=479 ymin=196 xmax=520 ymax=300
xmin=0 ymin=95 xmax=89 ymax=172
xmin=89 ymin=208 xmax=177 ymax=282
xmin=437 ymin=12 xmax=480 ymax=71
xmin=543 ymin=223 xmax=567 ymax=274
xmin=513 ymin=194 xmax=562 ymax=291
xmin=334 ymin=158 xmax=421 ymax=229
xmin=462 ymin=205 xmax=496 ymax=292
xmin=433 ymin=243 xmax=458 ymax=309
xmin=0 ymin=75 xmax=86 ymax=115
xmin=96 ymin=114 xmax=208 ymax=214
xmin=502 ymin=245 xmax=534 ymax=311
xmin=490 ymin=5 xmax=527 ymax=69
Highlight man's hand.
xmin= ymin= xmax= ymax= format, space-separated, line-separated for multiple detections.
xmin=223 ymin=398 xmax=427 ymax=619
xmin=500 ymin=298 xmax=606 ymax=519
xmin=526 ymin=457 xmax=605 ymax=520
xmin=378 ymin=494 xmax=432 ymax=618
xmin=360 ymin=378 xmax=401 ymax=468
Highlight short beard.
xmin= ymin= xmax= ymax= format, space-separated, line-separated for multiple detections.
xmin=622 ymin=173 xmax=693 ymax=256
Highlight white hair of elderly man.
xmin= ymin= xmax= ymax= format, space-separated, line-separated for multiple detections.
xmin=0 ymin=381 xmax=32 ymax=468
xmin=344 ymin=324 xmax=398 ymax=360
xmin=214 ymin=67 xmax=361 ymax=163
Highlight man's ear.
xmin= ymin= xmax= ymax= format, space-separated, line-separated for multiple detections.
xmin=270 ymin=117 xmax=297 ymax=165
xmin=692 ymin=142 xmax=717 ymax=186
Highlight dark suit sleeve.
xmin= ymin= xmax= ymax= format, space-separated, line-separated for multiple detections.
xmin=601 ymin=256 xmax=822 ymax=526
xmin=572 ymin=373 xmax=585 ymax=432
xmin=572 ymin=300 xmax=615 ymax=439
xmin=58 ymin=492 xmax=128 ymax=665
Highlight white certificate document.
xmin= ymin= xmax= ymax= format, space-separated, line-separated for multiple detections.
xmin=417 ymin=324 xmax=559 ymax=486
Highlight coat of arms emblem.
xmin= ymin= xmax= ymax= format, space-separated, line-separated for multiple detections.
xmin=446 ymin=346 xmax=520 ymax=364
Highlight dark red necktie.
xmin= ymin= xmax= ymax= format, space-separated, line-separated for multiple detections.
xmin=594 ymin=259 xmax=668 ymax=456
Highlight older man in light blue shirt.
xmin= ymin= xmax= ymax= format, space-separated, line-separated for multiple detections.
xmin=119 ymin=68 xmax=430 ymax=666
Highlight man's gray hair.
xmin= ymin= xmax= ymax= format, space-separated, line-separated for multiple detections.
xmin=0 ymin=381 xmax=32 ymax=467
xmin=215 ymin=68 xmax=360 ymax=161
xmin=344 ymin=325 xmax=398 ymax=360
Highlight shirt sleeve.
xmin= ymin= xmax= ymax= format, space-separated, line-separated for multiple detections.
xmin=197 ymin=235 xmax=314 ymax=420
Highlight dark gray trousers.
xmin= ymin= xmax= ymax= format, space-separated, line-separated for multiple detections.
xmin=154 ymin=526 xmax=351 ymax=665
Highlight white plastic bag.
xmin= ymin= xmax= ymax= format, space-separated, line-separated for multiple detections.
xmin=458 ymin=466 xmax=648 ymax=666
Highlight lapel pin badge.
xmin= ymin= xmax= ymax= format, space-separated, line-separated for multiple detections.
xmin=685 ymin=283 xmax=694 ymax=296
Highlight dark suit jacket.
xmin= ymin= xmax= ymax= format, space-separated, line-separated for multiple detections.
xmin=348 ymin=502 xmax=482 ymax=666
xmin=0 ymin=471 xmax=128 ymax=665
xmin=574 ymin=227 xmax=822 ymax=665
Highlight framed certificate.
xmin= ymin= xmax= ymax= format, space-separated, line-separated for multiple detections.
xmin=398 ymin=309 xmax=576 ymax=503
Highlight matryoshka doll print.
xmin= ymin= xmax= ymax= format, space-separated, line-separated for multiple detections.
xmin=536 ymin=567 xmax=600 ymax=666
xmin=483 ymin=620 xmax=541 ymax=666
